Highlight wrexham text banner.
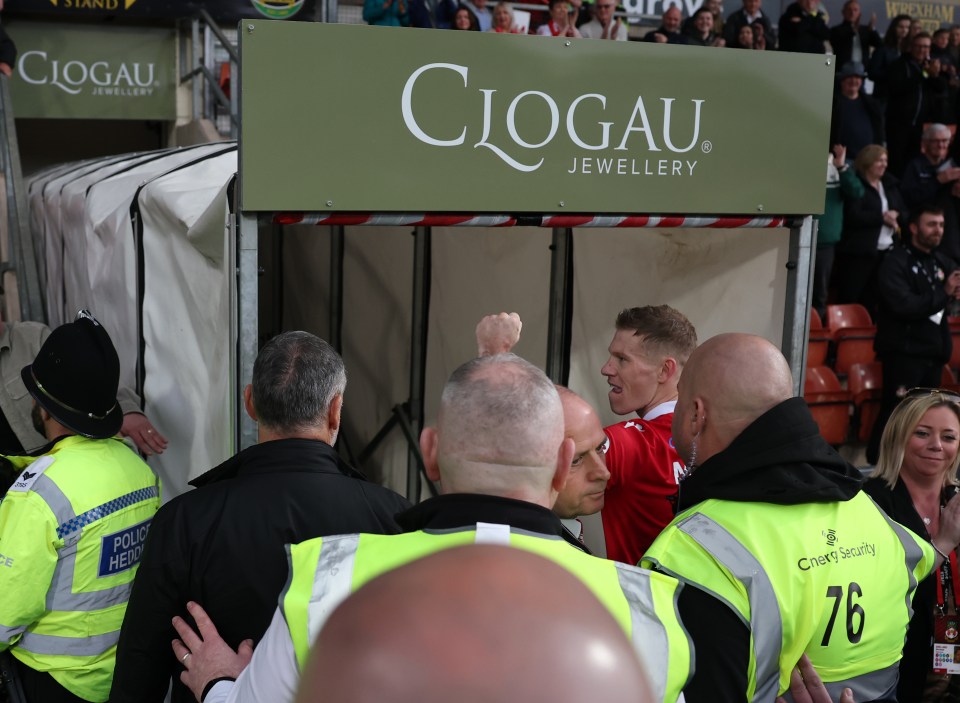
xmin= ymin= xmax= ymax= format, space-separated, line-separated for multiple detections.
xmin=240 ymin=22 xmax=834 ymax=215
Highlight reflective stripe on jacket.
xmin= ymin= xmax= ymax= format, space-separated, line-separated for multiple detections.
xmin=643 ymin=491 xmax=933 ymax=702
xmin=281 ymin=523 xmax=693 ymax=703
xmin=0 ymin=435 xmax=161 ymax=702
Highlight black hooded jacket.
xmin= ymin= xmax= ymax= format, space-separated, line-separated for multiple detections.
xmin=672 ymin=398 xmax=867 ymax=702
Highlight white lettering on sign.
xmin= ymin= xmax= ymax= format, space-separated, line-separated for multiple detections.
xmin=18 ymin=51 xmax=157 ymax=96
xmin=400 ymin=62 xmax=708 ymax=174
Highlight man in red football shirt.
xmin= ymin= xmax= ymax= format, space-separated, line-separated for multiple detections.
xmin=600 ymin=306 xmax=697 ymax=565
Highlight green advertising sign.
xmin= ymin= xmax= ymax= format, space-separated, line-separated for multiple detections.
xmin=240 ymin=22 xmax=834 ymax=215
xmin=9 ymin=22 xmax=176 ymax=120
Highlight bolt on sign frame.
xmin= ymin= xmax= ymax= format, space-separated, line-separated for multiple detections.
xmin=236 ymin=21 xmax=833 ymax=500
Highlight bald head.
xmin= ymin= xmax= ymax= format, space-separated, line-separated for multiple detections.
xmin=296 ymin=545 xmax=653 ymax=703
xmin=555 ymin=387 xmax=610 ymax=518
xmin=421 ymin=354 xmax=570 ymax=504
xmin=673 ymin=334 xmax=793 ymax=466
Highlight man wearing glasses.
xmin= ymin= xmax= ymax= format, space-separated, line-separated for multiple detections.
xmin=579 ymin=0 xmax=627 ymax=40
xmin=868 ymin=205 xmax=960 ymax=463
xmin=901 ymin=126 xmax=960 ymax=265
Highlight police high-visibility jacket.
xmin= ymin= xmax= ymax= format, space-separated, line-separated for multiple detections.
xmin=282 ymin=523 xmax=693 ymax=703
xmin=642 ymin=492 xmax=933 ymax=703
xmin=0 ymin=435 xmax=161 ymax=702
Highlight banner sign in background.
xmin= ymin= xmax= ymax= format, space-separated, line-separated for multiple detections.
xmin=8 ymin=22 xmax=176 ymax=120
xmin=240 ymin=22 xmax=833 ymax=215
xmin=5 ymin=0 xmax=316 ymax=22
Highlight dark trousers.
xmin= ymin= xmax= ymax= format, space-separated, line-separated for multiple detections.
xmin=11 ymin=657 xmax=90 ymax=703
xmin=812 ymin=244 xmax=835 ymax=320
xmin=866 ymin=354 xmax=942 ymax=464
xmin=834 ymin=251 xmax=881 ymax=318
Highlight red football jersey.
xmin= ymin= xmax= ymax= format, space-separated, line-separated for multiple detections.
xmin=601 ymin=408 xmax=684 ymax=565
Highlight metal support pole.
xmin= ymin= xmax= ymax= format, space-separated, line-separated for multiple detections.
xmin=329 ymin=225 xmax=345 ymax=352
xmin=781 ymin=216 xmax=816 ymax=397
xmin=235 ymin=212 xmax=259 ymax=451
xmin=545 ymin=227 xmax=573 ymax=384
xmin=407 ymin=226 xmax=431 ymax=502
xmin=190 ymin=19 xmax=201 ymax=122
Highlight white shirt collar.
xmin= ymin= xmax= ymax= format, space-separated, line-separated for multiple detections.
xmin=642 ymin=400 xmax=677 ymax=421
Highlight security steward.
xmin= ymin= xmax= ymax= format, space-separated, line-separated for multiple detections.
xmin=173 ymin=354 xmax=693 ymax=703
xmin=643 ymin=333 xmax=952 ymax=703
xmin=0 ymin=311 xmax=161 ymax=702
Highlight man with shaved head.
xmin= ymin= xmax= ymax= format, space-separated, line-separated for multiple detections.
xmin=643 ymin=333 xmax=938 ymax=703
xmin=175 ymin=353 xmax=693 ymax=703
xmin=294 ymin=545 xmax=653 ymax=703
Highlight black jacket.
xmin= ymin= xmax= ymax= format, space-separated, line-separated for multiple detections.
xmin=828 ymin=22 xmax=882 ymax=70
xmin=674 ymin=398 xmax=864 ymax=702
xmin=778 ymin=2 xmax=829 ymax=53
xmin=109 ymin=439 xmax=411 ymax=703
xmin=723 ymin=8 xmax=775 ymax=48
xmin=829 ymin=91 xmax=885 ymax=156
xmin=886 ymin=55 xmax=949 ymax=131
xmin=839 ymin=173 xmax=907 ymax=256
xmin=863 ymin=478 xmax=957 ymax=703
xmin=875 ymin=240 xmax=954 ymax=361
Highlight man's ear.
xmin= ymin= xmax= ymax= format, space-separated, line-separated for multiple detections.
xmin=690 ymin=397 xmax=706 ymax=436
xmin=659 ymin=357 xmax=679 ymax=384
xmin=420 ymin=427 xmax=441 ymax=483
xmin=243 ymin=385 xmax=257 ymax=422
xmin=327 ymin=394 xmax=343 ymax=435
xmin=552 ymin=437 xmax=575 ymax=494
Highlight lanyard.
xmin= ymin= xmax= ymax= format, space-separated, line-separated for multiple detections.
xmin=936 ymin=549 xmax=960 ymax=613
xmin=908 ymin=247 xmax=943 ymax=294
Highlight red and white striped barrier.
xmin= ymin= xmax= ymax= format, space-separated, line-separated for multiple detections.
xmin=270 ymin=213 xmax=790 ymax=228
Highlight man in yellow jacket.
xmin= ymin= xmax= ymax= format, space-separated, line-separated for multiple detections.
xmin=0 ymin=311 xmax=161 ymax=702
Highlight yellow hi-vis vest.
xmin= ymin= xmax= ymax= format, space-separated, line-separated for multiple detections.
xmin=642 ymin=491 xmax=933 ymax=703
xmin=282 ymin=523 xmax=693 ymax=703
xmin=0 ymin=436 xmax=161 ymax=702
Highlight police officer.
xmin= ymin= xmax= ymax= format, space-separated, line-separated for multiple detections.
xmin=0 ymin=311 xmax=161 ymax=702
xmin=172 ymin=353 xmax=693 ymax=703
xmin=643 ymin=333 xmax=959 ymax=702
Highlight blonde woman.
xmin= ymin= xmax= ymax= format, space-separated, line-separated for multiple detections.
xmin=865 ymin=390 xmax=960 ymax=702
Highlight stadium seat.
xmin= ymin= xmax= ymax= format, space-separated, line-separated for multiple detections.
xmin=826 ymin=304 xmax=874 ymax=339
xmin=847 ymin=362 xmax=882 ymax=443
xmin=942 ymin=366 xmax=960 ymax=393
xmin=951 ymin=330 xmax=960 ymax=373
xmin=804 ymin=366 xmax=852 ymax=446
xmin=833 ymin=327 xmax=876 ymax=378
xmin=808 ymin=308 xmax=830 ymax=368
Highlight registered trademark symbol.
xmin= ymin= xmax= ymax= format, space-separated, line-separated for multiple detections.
xmin=701 ymin=140 xmax=712 ymax=153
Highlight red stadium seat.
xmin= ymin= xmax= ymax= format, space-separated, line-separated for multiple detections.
xmin=833 ymin=327 xmax=876 ymax=378
xmin=826 ymin=304 xmax=874 ymax=340
xmin=804 ymin=366 xmax=852 ymax=446
xmin=847 ymin=362 xmax=882 ymax=443
xmin=808 ymin=308 xmax=830 ymax=368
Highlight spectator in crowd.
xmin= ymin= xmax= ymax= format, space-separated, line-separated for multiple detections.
xmin=0 ymin=0 xmax=14 ymax=78
xmin=836 ymin=144 xmax=906 ymax=312
xmin=910 ymin=18 xmax=923 ymax=40
xmin=900 ymin=124 xmax=958 ymax=214
xmin=685 ymin=7 xmax=725 ymax=46
xmin=462 ymin=0 xmax=492 ymax=30
xmin=601 ymin=305 xmax=697 ymax=565
xmin=829 ymin=61 xmax=884 ymax=160
xmin=813 ymin=145 xmax=864 ymax=321
xmin=829 ymin=0 xmax=881 ymax=70
xmin=174 ymin=353 xmax=694 ymax=703
xmin=293 ymin=546 xmax=655 ymax=703
xmin=363 ymin=0 xmax=409 ymax=25
xmin=934 ymin=133 xmax=960 ymax=267
xmin=110 ymin=332 xmax=410 ymax=703
xmin=933 ymin=27 xmax=956 ymax=68
xmin=731 ymin=22 xmax=758 ymax=48
xmin=723 ymin=0 xmax=775 ymax=49
xmin=488 ymin=1 xmax=521 ymax=32
xmin=868 ymin=14 xmax=912 ymax=106
xmin=950 ymin=23 xmax=960 ymax=64
xmin=537 ymin=0 xmax=582 ymax=36
xmin=886 ymin=32 xmax=948 ymax=176
xmin=475 ymin=313 xmax=607 ymax=551
xmin=643 ymin=332 xmax=940 ymax=702
xmin=778 ymin=0 xmax=830 ymax=53
xmin=408 ymin=0 xmax=458 ymax=28
xmin=451 ymin=4 xmax=480 ymax=29
xmin=0 ymin=312 xmax=161 ymax=703
xmin=932 ymin=28 xmax=960 ymax=120
xmin=644 ymin=5 xmax=689 ymax=43
xmin=683 ymin=0 xmax=723 ymax=37
xmin=865 ymin=391 xmax=960 ymax=702
xmin=579 ymin=0 xmax=627 ymax=40
xmin=869 ymin=206 xmax=960 ymax=463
